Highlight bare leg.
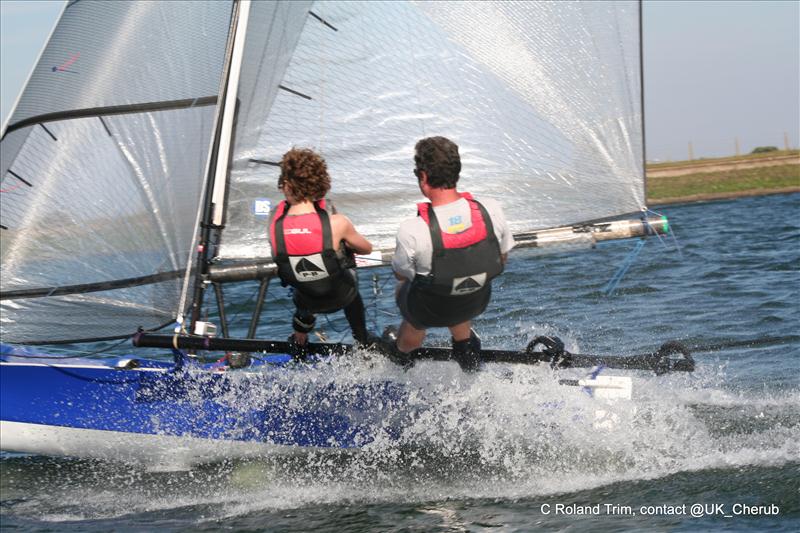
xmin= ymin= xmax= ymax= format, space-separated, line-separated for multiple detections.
xmin=448 ymin=321 xmax=472 ymax=342
xmin=292 ymin=331 xmax=308 ymax=345
xmin=397 ymin=319 xmax=426 ymax=353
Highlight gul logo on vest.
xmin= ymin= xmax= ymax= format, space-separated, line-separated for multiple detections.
xmin=289 ymin=254 xmax=330 ymax=282
xmin=451 ymin=272 xmax=487 ymax=295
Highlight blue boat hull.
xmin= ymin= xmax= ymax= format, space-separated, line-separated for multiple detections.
xmin=1 ymin=345 xmax=408 ymax=465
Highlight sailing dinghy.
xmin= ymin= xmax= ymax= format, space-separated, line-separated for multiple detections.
xmin=1 ymin=0 xmax=692 ymax=465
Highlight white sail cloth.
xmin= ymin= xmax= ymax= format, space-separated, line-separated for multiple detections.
xmin=0 ymin=1 xmax=234 ymax=343
xmin=220 ymin=0 xmax=644 ymax=259
xmin=0 ymin=0 xmax=643 ymax=344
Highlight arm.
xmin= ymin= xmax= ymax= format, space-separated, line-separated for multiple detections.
xmin=336 ymin=215 xmax=373 ymax=255
xmin=391 ymin=227 xmax=416 ymax=282
xmin=483 ymin=198 xmax=514 ymax=264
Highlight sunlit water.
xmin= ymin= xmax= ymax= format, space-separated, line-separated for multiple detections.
xmin=2 ymin=193 xmax=799 ymax=531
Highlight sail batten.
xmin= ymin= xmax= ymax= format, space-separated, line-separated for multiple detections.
xmin=3 ymin=96 xmax=219 ymax=138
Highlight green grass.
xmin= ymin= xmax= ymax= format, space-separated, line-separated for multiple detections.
xmin=646 ymin=150 xmax=799 ymax=171
xmin=647 ymin=163 xmax=800 ymax=201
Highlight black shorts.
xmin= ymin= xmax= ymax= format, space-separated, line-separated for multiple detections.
xmin=396 ymin=281 xmax=427 ymax=330
xmin=294 ymin=269 xmax=358 ymax=314
xmin=396 ymin=280 xmax=491 ymax=330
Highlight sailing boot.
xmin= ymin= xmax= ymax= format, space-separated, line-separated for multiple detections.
xmin=451 ymin=329 xmax=482 ymax=372
xmin=289 ymin=310 xmax=315 ymax=361
xmin=380 ymin=325 xmax=414 ymax=370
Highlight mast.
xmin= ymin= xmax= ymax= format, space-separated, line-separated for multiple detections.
xmin=639 ymin=0 xmax=648 ymax=202
xmin=186 ymin=0 xmax=252 ymax=332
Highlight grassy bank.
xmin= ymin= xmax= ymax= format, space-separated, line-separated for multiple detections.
xmin=645 ymin=157 xmax=799 ymax=205
xmin=647 ymin=149 xmax=799 ymax=170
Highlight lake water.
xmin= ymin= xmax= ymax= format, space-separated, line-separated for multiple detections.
xmin=1 ymin=192 xmax=798 ymax=531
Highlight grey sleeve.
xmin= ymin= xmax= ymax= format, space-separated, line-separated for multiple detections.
xmin=483 ymin=198 xmax=515 ymax=254
xmin=392 ymin=226 xmax=417 ymax=281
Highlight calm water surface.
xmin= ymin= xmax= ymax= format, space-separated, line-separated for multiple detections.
xmin=2 ymin=193 xmax=798 ymax=531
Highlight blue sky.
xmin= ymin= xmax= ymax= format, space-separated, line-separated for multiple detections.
xmin=1 ymin=0 xmax=798 ymax=161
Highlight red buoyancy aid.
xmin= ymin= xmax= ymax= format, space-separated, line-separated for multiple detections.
xmin=269 ymin=199 xmax=326 ymax=256
xmin=269 ymin=200 xmax=356 ymax=300
xmin=405 ymin=192 xmax=504 ymax=328
xmin=416 ymin=192 xmax=488 ymax=249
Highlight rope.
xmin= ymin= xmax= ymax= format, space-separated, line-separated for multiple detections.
xmin=225 ymin=282 xmax=264 ymax=325
xmin=369 ymin=271 xmax=397 ymax=333
xmin=603 ymin=238 xmax=646 ymax=296
xmin=1 ymin=335 xmax=133 ymax=359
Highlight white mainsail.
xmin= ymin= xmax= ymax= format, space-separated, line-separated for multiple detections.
xmin=1 ymin=0 xmax=645 ymax=345
xmin=219 ymin=0 xmax=644 ymax=259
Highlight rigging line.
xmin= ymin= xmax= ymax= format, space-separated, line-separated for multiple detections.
xmin=224 ymin=282 xmax=264 ymax=327
xmin=646 ymin=207 xmax=683 ymax=257
xmin=0 ymin=269 xmax=184 ymax=300
xmin=46 ymin=366 xmax=143 ymax=385
xmin=323 ymin=314 xmax=347 ymax=333
xmin=368 ymin=271 xmax=396 ymax=332
xmin=603 ymin=238 xmax=646 ymax=296
xmin=2 ymin=337 xmax=132 ymax=360
xmin=642 ymin=212 xmax=667 ymax=248
xmin=3 ymin=96 xmax=218 ymax=139
xmin=355 ymin=255 xmax=392 ymax=266
xmin=6 ymin=319 xmax=177 ymax=347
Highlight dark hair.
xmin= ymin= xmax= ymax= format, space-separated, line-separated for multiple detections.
xmin=414 ymin=136 xmax=461 ymax=189
xmin=278 ymin=148 xmax=331 ymax=202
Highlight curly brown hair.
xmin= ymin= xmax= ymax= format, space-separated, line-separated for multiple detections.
xmin=414 ymin=136 xmax=461 ymax=189
xmin=278 ymin=148 xmax=331 ymax=202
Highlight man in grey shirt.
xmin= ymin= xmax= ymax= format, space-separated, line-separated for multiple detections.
xmin=386 ymin=136 xmax=515 ymax=371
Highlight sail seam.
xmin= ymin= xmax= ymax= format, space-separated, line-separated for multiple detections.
xmin=3 ymin=96 xmax=218 ymax=139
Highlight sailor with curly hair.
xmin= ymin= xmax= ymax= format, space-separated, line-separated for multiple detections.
xmin=269 ymin=148 xmax=374 ymax=351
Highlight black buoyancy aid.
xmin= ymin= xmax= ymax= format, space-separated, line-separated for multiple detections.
xmin=270 ymin=200 xmax=356 ymax=300
xmin=407 ymin=192 xmax=503 ymax=327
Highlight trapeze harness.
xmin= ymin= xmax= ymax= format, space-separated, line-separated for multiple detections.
xmin=270 ymin=200 xmax=357 ymax=313
xmin=405 ymin=192 xmax=503 ymax=328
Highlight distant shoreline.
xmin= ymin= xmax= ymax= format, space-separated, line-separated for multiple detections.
xmin=645 ymin=150 xmax=799 ymax=206
xmin=649 ymin=186 xmax=800 ymax=206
